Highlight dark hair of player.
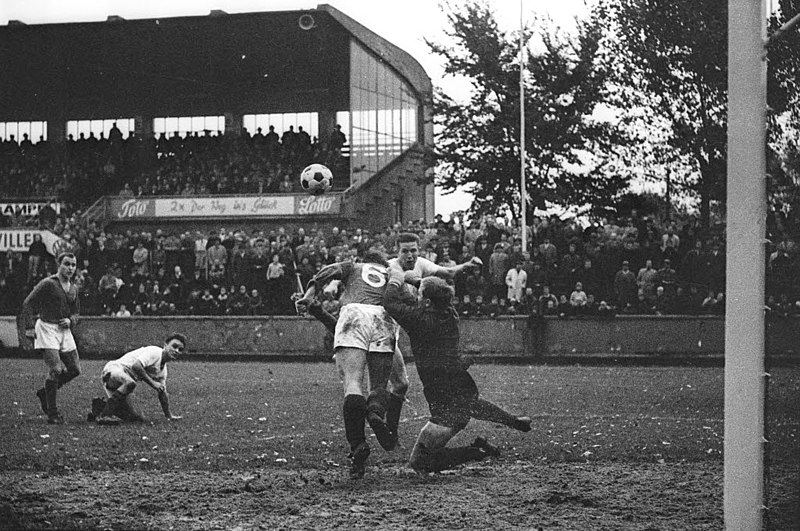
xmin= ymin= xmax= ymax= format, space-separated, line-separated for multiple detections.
xmin=165 ymin=333 xmax=188 ymax=348
xmin=361 ymin=248 xmax=389 ymax=267
xmin=397 ymin=232 xmax=420 ymax=245
xmin=56 ymin=252 xmax=76 ymax=264
xmin=420 ymin=277 xmax=455 ymax=307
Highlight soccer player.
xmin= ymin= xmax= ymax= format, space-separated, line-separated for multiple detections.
xmin=294 ymin=250 xmax=397 ymax=479
xmin=22 ymin=252 xmax=81 ymax=424
xmin=390 ymin=232 xmax=483 ymax=287
xmin=302 ymin=297 xmax=406 ymax=453
xmin=93 ymin=333 xmax=187 ymax=425
xmin=384 ymin=266 xmax=532 ymax=474
xmin=383 ymin=232 xmax=483 ymax=440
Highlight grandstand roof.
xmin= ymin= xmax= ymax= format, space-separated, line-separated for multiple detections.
xmin=0 ymin=4 xmax=431 ymax=121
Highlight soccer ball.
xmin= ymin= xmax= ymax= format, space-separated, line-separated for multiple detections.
xmin=299 ymin=164 xmax=333 ymax=195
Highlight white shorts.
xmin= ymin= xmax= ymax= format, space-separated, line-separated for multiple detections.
xmin=334 ymin=303 xmax=398 ymax=353
xmin=34 ymin=319 xmax=77 ymax=352
xmin=101 ymin=362 xmax=136 ymax=397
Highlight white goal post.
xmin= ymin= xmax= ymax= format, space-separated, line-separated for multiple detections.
xmin=725 ymin=0 xmax=767 ymax=529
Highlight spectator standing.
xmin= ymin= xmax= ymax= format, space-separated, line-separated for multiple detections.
xmin=569 ymin=282 xmax=588 ymax=316
xmin=614 ymin=261 xmax=638 ymax=310
xmin=505 ymin=262 xmax=527 ymax=304
xmin=488 ymin=243 xmax=509 ymax=301
xmin=27 ymin=233 xmax=49 ymax=283
xmin=266 ymin=254 xmax=285 ymax=314
xmin=636 ymin=259 xmax=659 ymax=304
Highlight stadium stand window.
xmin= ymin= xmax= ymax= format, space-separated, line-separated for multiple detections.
xmin=243 ymin=113 xmax=319 ymax=141
xmin=66 ymin=119 xmax=134 ymax=141
xmin=348 ymin=41 xmax=419 ymax=187
xmin=0 ymin=121 xmax=47 ymax=143
xmin=153 ymin=115 xmax=225 ymax=137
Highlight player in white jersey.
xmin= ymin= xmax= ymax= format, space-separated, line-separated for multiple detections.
xmin=93 ymin=333 xmax=187 ymax=425
xmin=295 ymin=250 xmax=397 ymax=479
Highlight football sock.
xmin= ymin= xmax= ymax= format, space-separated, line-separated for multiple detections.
xmin=55 ymin=368 xmax=80 ymax=389
xmin=469 ymin=398 xmax=520 ymax=428
xmin=343 ymin=394 xmax=367 ymax=451
xmin=385 ymin=391 xmax=405 ymax=435
xmin=99 ymin=391 xmax=126 ymax=418
xmin=366 ymin=389 xmax=389 ymax=418
xmin=44 ymin=380 xmax=58 ymax=417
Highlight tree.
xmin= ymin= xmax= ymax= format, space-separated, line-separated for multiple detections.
xmin=599 ymin=0 xmax=728 ymax=230
xmin=600 ymin=0 xmax=800 ymax=231
xmin=429 ymin=1 xmax=627 ymax=221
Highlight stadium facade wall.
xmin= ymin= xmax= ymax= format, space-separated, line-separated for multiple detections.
xmin=2 ymin=315 xmax=797 ymax=360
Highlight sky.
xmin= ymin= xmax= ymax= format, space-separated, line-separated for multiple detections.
xmin=0 ymin=0 xmax=593 ymax=216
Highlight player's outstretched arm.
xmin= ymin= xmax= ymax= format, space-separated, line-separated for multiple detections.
xmin=157 ymin=388 xmax=180 ymax=420
xmin=430 ymin=256 xmax=483 ymax=281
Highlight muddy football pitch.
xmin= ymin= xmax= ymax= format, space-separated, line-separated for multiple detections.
xmin=0 ymin=359 xmax=797 ymax=530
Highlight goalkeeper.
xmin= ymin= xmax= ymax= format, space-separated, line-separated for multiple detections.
xmin=384 ymin=265 xmax=531 ymax=474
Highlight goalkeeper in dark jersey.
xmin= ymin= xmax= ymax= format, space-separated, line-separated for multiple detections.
xmin=384 ymin=265 xmax=531 ymax=474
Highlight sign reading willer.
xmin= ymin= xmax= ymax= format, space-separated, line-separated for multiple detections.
xmin=110 ymin=195 xmax=341 ymax=219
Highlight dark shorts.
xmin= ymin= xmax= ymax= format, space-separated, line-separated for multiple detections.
xmin=419 ymin=367 xmax=478 ymax=430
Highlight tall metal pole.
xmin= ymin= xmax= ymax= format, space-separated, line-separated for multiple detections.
xmin=519 ymin=0 xmax=527 ymax=252
xmin=725 ymin=0 xmax=767 ymax=529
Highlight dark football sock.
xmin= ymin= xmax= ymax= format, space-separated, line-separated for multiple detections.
xmin=99 ymin=391 xmax=125 ymax=418
xmin=386 ymin=391 xmax=405 ymax=435
xmin=56 ymin=368 xmax=79 ymax=388
xmin=366 ymin=389 xmax=389 ymax=418
xmin=343 ymin=394 xmax=367 ymax=451
xmin=45 ymin=380 xmax=58 ymax=416
xmin=427 ymin=446 xmax=486 ymax=472
xmin=469 ymin=398 xmax=519 ymax=428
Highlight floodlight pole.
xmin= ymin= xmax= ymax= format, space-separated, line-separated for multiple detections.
xmin=519 ymin=0 xmax=527 ymax=252
xmin=725 ymin=0 xmax=767 ymax=529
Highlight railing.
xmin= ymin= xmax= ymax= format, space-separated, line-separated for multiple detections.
xmin=80 ymin=196 xmax=107 ymax=228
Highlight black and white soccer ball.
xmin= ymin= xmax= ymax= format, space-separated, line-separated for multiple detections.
xmin=299 ymin=164 xmax=333 ymax=195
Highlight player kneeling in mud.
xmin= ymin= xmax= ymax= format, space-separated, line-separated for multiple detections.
xmin=384 ymin=266 xmax=532 ymax=474
xmin=91 ymin=333 xmax=187 ymax=425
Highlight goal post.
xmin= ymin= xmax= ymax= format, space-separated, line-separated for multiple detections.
xmin=725 ymin=0 xmax=767 ymax=529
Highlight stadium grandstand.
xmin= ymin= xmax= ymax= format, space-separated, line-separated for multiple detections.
xmin=0 ymin=5 xmax=434 ymax=234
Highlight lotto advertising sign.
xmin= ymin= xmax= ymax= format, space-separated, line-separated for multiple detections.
xmin=0 ymin=230 xmax=65 ymax=255
xmin=294 ymin=195 xmax=341 ymax=215
xmin=109 ymin=195 xmax=340 ymax=219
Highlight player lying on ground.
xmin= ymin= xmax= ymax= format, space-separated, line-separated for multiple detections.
xmin=92 ymin=333 xmax=187 ymax=425
xmin=294 ymin=250 xmax=398 ymax=479
xmin=301 ymin=296 xmax=408 ymax=452
xmin=22 ymin=252 xmax=82 ymax=425
xmin=384 ymin=266 xmax=531 ymax=474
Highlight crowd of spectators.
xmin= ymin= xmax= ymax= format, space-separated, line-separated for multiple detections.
xmin=1 ymin=207 xmax=799 ymax=320
xmin=0 ymin=123 xmax=349 ymax=226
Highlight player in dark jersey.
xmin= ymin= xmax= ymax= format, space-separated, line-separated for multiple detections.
xmin=294 ymin=250 xmax=398 ymax=479
xmin=384 ymin=265 xmax=532 ymax=474
xmin=21 ymin=252 xmax=81 ymax=424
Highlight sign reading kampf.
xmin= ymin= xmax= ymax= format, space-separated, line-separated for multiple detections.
xmin=0 ymin=202 xmax=62 ymax=218
xmin=108 ymin=194 xmax=341 ymax=219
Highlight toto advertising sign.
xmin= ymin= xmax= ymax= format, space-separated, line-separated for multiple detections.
xmin=107 ymin=194 xmax=340 ymax=220
xmin=111 ymin=198 xmax=156 ymax=219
